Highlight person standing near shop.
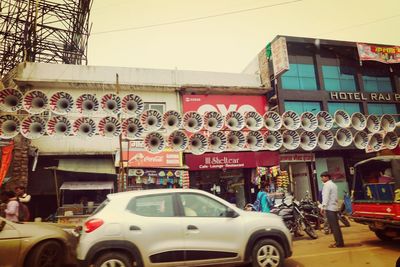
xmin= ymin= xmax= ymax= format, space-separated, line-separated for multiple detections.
xmin=4 ymin=191 xmax=19 ymax=222
xmin=254 ymin=181 xmax=271 ymax=213
xmin=15 ymin=186 xmax=31 ymax=203
xmin=320 ymin=172 xmax=344 ymax=248
xmin=15 ymin=186 xmax=31 ymax=221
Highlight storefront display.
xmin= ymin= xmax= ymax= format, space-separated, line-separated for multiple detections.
xmin=56 ymin=181 xmax=114 ymax=225
xmin=252 ymin=166 xmax=289 ymax=202
xmin=126 ymin=168 xmax=189 ymax=190
xmin=119 ymin=140 xmax=186 ymax=191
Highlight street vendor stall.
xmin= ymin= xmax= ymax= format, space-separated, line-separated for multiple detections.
xmin=56 ymin=181 xmax=114 ymax=224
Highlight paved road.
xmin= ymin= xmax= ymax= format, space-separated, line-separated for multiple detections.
xmin=217 ymin=222 xmax=399 ymax=267
xmin=284 ymin=222 xmax=399 ymax=267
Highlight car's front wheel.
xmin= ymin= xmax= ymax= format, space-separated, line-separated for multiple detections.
xmin=94 ymin=252 xmax=132 ymax=267
xmin=26 ymin=240 xmax=63 ymax=267
xmin=251 ymin=239 xmax=284 ymax=267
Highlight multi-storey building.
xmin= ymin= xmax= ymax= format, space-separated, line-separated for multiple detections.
xmin=245 ymin=35 xmax=400 ymax=201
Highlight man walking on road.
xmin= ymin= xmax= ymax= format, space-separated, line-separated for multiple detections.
xmin=320 ymin=171 xmax=344 ymax=248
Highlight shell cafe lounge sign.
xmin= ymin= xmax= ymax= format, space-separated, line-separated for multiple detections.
xmin=357 ymin=43 xmax=400 ymax=64
xmin=329 ymin=92 xmax=400 ymax=102
xmin=185 ymin=151 xmax=279 ymax=171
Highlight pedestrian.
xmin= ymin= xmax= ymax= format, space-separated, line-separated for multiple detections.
xmin=4 ymin=191 xmax=19 ymax=222
xmin=15 ymin=186 xmax=31 ymax=203
xmin=15 ymin=186 xmax=31 ymax=221
xmin=320 ymin=171 xmax=344 ymax=248
xmin=254 ymin=181 xmax=272 ymax=213
xmin=0 ymin=191 xmax=8 ymax=218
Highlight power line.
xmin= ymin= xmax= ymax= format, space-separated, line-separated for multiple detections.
xmin=314 ymin=13 xmax=400 ymax=38
xmin=92 ymin=0 xmax=302 ymax=35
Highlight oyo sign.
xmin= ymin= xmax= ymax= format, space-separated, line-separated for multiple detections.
xmin=182 ymin=95 xmax=267 ymax=115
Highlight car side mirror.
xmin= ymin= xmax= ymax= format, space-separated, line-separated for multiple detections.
xmin=226 ymin=208 xmax=239 ymax=218
xmin=0 ymin=220 xmax=6 ymax=232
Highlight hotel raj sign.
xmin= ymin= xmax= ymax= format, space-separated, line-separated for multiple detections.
xmin=329 ymin=92 xmax=400 ymax=102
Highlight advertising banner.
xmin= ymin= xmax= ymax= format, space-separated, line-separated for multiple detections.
xmin=182 ymin=94 xmax=268 ymax=115
xmin=122 ymin=150 xmax=182 ymax=168
xmin=185 ymin=151 xmax=279 ymax=170
xmin=271 ymin=37 xmax=290 ymax=77
xmin=0 ymin=141 xmax=14 ymax=187
xmin=116 ymin=140 xmax=183 ymax=168
xmin=357 ymin=43 xmax=400 ymax=64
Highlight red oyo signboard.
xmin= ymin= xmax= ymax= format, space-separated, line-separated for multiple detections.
xmin=182 ymin=94 xmax=268 ymax=115
xmin=185 ymin=151 xmax=279 ymax=171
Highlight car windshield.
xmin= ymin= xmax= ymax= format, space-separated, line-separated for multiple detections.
xmin=353 ymin=158 xmax=400 ymax=202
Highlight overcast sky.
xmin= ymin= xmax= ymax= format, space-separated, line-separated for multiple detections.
xmin=88 ymin=0 xmax=400 ymax=73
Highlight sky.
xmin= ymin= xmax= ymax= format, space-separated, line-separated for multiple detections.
xmin=88 ymin=0 xmax=400 ymax=73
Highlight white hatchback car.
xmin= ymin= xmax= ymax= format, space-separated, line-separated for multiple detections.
xmin=76 ymin=189 xmax=292 ymax=267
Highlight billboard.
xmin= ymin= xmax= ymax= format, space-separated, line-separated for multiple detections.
xmin=182 ymin=94 xmax=268 ymax=115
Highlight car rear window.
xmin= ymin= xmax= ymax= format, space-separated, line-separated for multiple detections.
xmin=91 ymin=198 xmax=110 ymax=215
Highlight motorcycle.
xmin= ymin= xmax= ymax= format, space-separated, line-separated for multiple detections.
xmin=270 ymin=196 xmax=318 ymax=239
xmin=299 ymin=196 xmax=324 ymax=230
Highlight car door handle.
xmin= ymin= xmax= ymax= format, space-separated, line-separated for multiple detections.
xmin=129 ymin=225 xmax=141 ymax=231
xmin=187 ymin=225 xmax=198 ymax=230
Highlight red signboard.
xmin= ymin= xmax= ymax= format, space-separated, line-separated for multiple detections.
xmin=122 ymin=151 xmax=182 ymax=168
xmin=185 ymin=151 xmax=279 ymax=171
xmin=182 ymin=94 xmax=268 ymax=115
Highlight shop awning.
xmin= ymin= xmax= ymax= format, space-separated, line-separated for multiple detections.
xmin=60 ymin=181 xmax=114 ymax=191
xmin=58 ymin=159 xmax=116 ymax=175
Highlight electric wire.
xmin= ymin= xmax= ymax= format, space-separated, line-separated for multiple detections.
xmin=92 ymin=0 xmax=302 ymax=35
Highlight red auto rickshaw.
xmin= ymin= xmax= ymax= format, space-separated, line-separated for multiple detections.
xmin=351 ymin=155 xmax=400 ymax=241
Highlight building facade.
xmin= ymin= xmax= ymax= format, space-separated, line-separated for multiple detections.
xmin=1 ymin=62 xmax=273 ymax=218
xmin=247 ymin=36 xmax=400 ymax=201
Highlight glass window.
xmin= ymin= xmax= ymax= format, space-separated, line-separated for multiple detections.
xmin=179 ymin=193 xmax=230 ymax=217
xmin=363 ymin=76 xmax=392 ymax=92
xmin=284 ymin=101 xmax=321 ymax=115
xmin=367 ymin=103 xmax=398 ymax=115
xmin=281 ymin=63 xmax=317 ymax=90
xmin=322 ymin=66 xmax=356 ymax=92
xmin=127 ymin=194 xmax=174 ymax=217
xmin=327 ymin=102 xmax=361 ymax=116
xmin=144 ymin=102 xmax=166 ymax=114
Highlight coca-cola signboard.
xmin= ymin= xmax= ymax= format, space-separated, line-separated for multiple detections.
xmin=185 ymin=151 xmax=279 ymax=170
xmin=182 ymin=95 xmax=267 ymax=115
xmin=122 ymin=151 xmax=182 ymax=167
xmin=119 ymin=141 xmax=183 ymax=168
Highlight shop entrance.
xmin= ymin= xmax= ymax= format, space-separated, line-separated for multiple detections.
xmin=189 ymin=168 xmax=250 ymax=209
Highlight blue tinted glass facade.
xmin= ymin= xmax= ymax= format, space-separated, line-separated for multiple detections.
xmin=362 ymin=76 xmax=392 ymax=92
xmin=327 ymin=102 xmax=361 ymax=116
xmin=284 ymin=101 xmax=321 ymax=115
xmin=367 ymin=103 xmax=397 ymax=115
xmin=322 ymin=66 xmax=356 ymax=92
xmin=281 ymin=64 xmax=318 ymax=90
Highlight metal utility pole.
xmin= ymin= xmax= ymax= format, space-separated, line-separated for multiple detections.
xmin=0 ymin=0 xmax=92 ymax=77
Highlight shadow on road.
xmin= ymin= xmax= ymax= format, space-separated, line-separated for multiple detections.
xmin=361 ymin=239 xmax=400 ymax=252
xmin=283 ymin=258 xmax=305 ymax=267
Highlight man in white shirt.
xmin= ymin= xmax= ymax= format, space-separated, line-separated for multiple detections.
xmin=321 ymin=171 xmax=344 ymax=248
